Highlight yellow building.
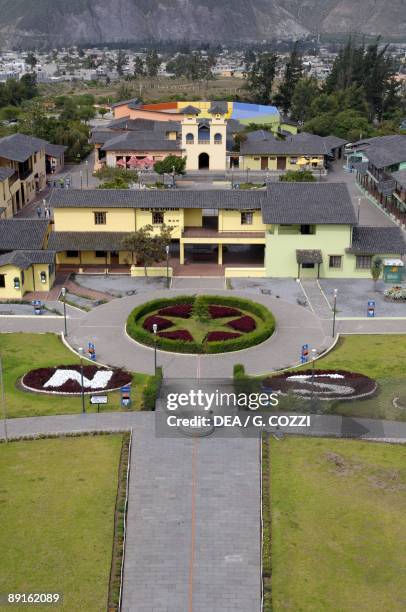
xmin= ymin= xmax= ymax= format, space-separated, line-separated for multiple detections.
xmin=240 ymin=131 xmax=327 ymax=172
xmin=181 ymin=104 xmax=227 ymax=171
xmin=0 ymin=133 xmax=47 ymax=214
xmin=0 ymin=167 xmax=17 ymax=219
xmin=0 ymin=219 xmax=54 ymax=299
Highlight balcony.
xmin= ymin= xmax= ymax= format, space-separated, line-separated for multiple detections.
xmin=182 ymin=226 xmax=265 ymax=239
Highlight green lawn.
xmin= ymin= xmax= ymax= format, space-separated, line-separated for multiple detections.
xmin=0 ymin=435 xmax=123 ymax=611
xmin=0 ymin=333 xmax=149 ymax=418
xmin=268 ymin=437 xmax=406 ymax=612
xmin=313 ymin=334 xmax=406 ymax=420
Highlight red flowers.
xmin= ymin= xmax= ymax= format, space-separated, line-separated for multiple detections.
xmin=208 ymin=305 xmax=242 ymax=318
xmin=158 ymin=304 xmax=192 ymax=318
xmin=158 ymin=330 xmax=194 ymax=341
xmin=143 ymin=315 xmax=173 ymax=332
xmin=228 ymin=315 xmax=256 ymax=332
xmin=207 ymin=331 xmax=242 ymax=341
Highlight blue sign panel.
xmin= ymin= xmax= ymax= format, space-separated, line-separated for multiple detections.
xmin=367 ymin=300 xmax=376 ymax=317
xmin=301 ymin=343 xmax=309 ymax=364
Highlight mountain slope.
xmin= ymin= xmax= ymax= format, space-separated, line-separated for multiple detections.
xmin=0 ymin=0 xmax=404 ymax=47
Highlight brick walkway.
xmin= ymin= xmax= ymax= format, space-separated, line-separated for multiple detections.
xmin=65 ymin=279 xmax=115 ymax=302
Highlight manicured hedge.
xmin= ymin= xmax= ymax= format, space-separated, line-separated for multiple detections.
xmin=207 ymin=331 xmax=242 ymax=342
xmin=143 ymin=315 xmax=173 ymax=332
xmin=228 ymin=315 xmax=256 ymax=332
xmin=158 ymin=330 xmax=194 ymax=341
xmin=158 ymin=303 xmax=192 ymax=318
xmin=127 ymin=295 xmax=275 ymax=354
xmin=208 ymin=304 xmax=241 ymax=319
xmin=142 ymin=366 xmax=163 ymax=411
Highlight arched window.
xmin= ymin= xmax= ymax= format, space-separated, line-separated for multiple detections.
xmin=186 ymin=133 xmax=194 ymax=144
xmin=214 ymin=132 xmax=222 ymax=144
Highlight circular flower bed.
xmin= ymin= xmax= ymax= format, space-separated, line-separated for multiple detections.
xmin=22 ymin=365 xmax=132 ymax=395
xmin=262 ymin=369 xmax=377 ymax=401
xmin=127 ymin=295 xmax=275 ymax=354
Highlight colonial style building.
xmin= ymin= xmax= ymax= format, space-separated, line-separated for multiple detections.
xmin=0 ymin=133 xmax=47 ymax=214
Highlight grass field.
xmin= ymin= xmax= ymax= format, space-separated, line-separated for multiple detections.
xmin=0 ymin=435 xmax=123 ymax=611
xmin=267 ymin=437 xmax=406 ymax=612
xmin=0 ymin=333 xmax=149 ymax=418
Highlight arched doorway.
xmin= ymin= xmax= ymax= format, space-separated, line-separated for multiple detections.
xmin=199 ymin=152 xmax=210 ymax=170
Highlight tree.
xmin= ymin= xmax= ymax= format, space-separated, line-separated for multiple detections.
xmin=116 ymin=83 xmax=133 ymax=102
xmin=274 ymin=42 xmax=303 ymax=114
xmin=121 ymin=224 xmax=172 ymax=277
xmin=116 ymin=50 xmax=128 ymax=77
xmin=280 ymin=170 xmax=315 ymax=182
xmin=290 ymin=77 xmax=319 ymax=123
xmin=145 ymin=50 xmax=160 ymax=77
xmin=370 ymin=255 xmax=383 ymax=290
xmin=154 ymin=156 xmax=186 ymax=176
xmin=244 ymin=52 xmax=277 ymax=104
xmin=98 ymin=177 xmax=130 ymax=189
xmin=26 ymin=52 xmax=37 ymax=71
xmin=98 ymin=106 xmax=109 ymax=118
xmin=133 ymin=56 xmax=145 ymax=78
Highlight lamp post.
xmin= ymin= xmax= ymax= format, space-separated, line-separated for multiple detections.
xmin=85 ymin=160 xmax=89 ymax=187
xmin=357 ymin=197 xmax=361 ymax=223
xmin=78 ymin=347 xmax=86 ymax=414
xmin=0 ymin=353 xmax=8 ymax=442
xmin=231 ymin=165 xmax=234 ymax=189
xmin=61 ymin=287 xmax=68 ymax=337
xmin=80 ymin=170 xmax=83 ymax=190
xmin=165 ymin=244 xmax=170 ymax=289
xmin=153 ymin=323 xmax=158 ymax=374
xmin=172 ymin=165 xmax=175 ymax=188
xmin=332 ymin=288 xmax=338 ymax=337
xmin=311 ymin=347 xmax=317 ymax=408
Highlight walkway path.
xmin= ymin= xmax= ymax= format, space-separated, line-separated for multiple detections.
xmin=300 ymin=279 xmax=332 ymax=319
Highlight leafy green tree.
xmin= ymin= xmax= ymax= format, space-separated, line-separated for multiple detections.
xmin=274 ymin=42 xmax=303 ymax=114
xmin=290 ymin=77 xmax=319 ymax=123
xmin=145 ymin=50 xmax=160 ymax=77
xmin=98 ymin=107 xmax=109 ymax=118
xmin=26 ymin=52 xmax=37 ymax=70
xmin=133 ymin=56 xmax=145 ymax=78
xmin=0 ymin=105 xmax=21 ymax=122
xmin=121 ymin=224 xmax=172 ymax=277
xmin=154 ymin=156 xmax=186 ymax=176
xmin=116 ymin=50 xmax=128 ymax=76
xmin=115 ymin=83 xmax=133 ymax=102
xmin=244 ymin=52 xmax=277 ymax=104
xmin=371 ymin=255 xmax=383 ymax=290
xmin=98 ymin=177 xmax=130 ymax=189
xmin=280 ymin=170 xmax=316 ymax=182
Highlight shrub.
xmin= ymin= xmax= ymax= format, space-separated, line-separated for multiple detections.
xmin=142 ymin=367 xmax=163 ymax=411
xmin=158 ymin=330 xmax=194 ymax=341
xmin=228 ymin=315 xmax=256 ymax=332
xmin=208 ymin=304 xmax=242 ymax=318
xmin=193 ymin=295 xmax=209 ymax=322
xmin=143 ymin=315 xmax=173 ymax=332
xmin=384 ymin=286 xmax=406 ymax=301
xmin=158 ymin=303 xmax=192 ymax=318
xmin=206 ymin=331 xmax=242 ymax=341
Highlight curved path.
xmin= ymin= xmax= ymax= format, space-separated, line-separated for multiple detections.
xmin=65 ymin=289 xmax=332 ymax=377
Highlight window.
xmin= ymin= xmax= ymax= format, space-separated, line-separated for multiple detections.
xmin=40 ymin=271 xmax=47 ymax=283
xmin=66 ymin=250 xmax=79 ymax=258
xmin=95 ymin=251 xmax=107 ymax=258
xmin=290 ymin=157 xmax=297 ymax=164
xmin=329 ymin=255 xmax=342 ymax=269
xmin=152 ymin=211 xmax=164 ymax=225
xmin=302 ymin=263 xmax=315 ymax=269
xmin=214 ymin=133 xmax=222 ymax=144
xmin=94 ymin=211 xmax=107 ymax=225
xmin=13 ymin=277 xmax=20 ymax=289
xmin=0 ymin=274 xmax=5 ymax=288
xmin=241 ymin=212 xmax=253 ymax=225
xmin=186 ymin=133 xmax=194 ymax=144
xmin=356 ymin=255 xmax=372 ymax=269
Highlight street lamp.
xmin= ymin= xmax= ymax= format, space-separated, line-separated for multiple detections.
xmin=152 ymin=323 xmax=158 ymax=373
xmin=311 ymin=348 xmax=317 ymax=407
xmin=61 ymin=287 xmax=68 ymax=337
xmin=172 ymin=165 xmax=175 ymax=188
xmin=80 ymin=170 xmax=83 ymax=190
xmin=85 ymin=160 xmax=89 ymax=187
xmin=165 ymin=244 xmax=170 ymax=289
xmin=357 ymin=197 xmax=361 ymax=222
xmin=332 ymin=288 xmax=338 ymax=337
xmin=78 ymin=347 xmax=86 ymax=414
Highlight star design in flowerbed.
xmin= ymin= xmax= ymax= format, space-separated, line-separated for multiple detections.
xmin=22 ymin=365 xmax=132 ymax=394
xmin=263 ymin=370 xmax=377 ymax=401
xmin=129 ymin=296 xmax=275 ymax=353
